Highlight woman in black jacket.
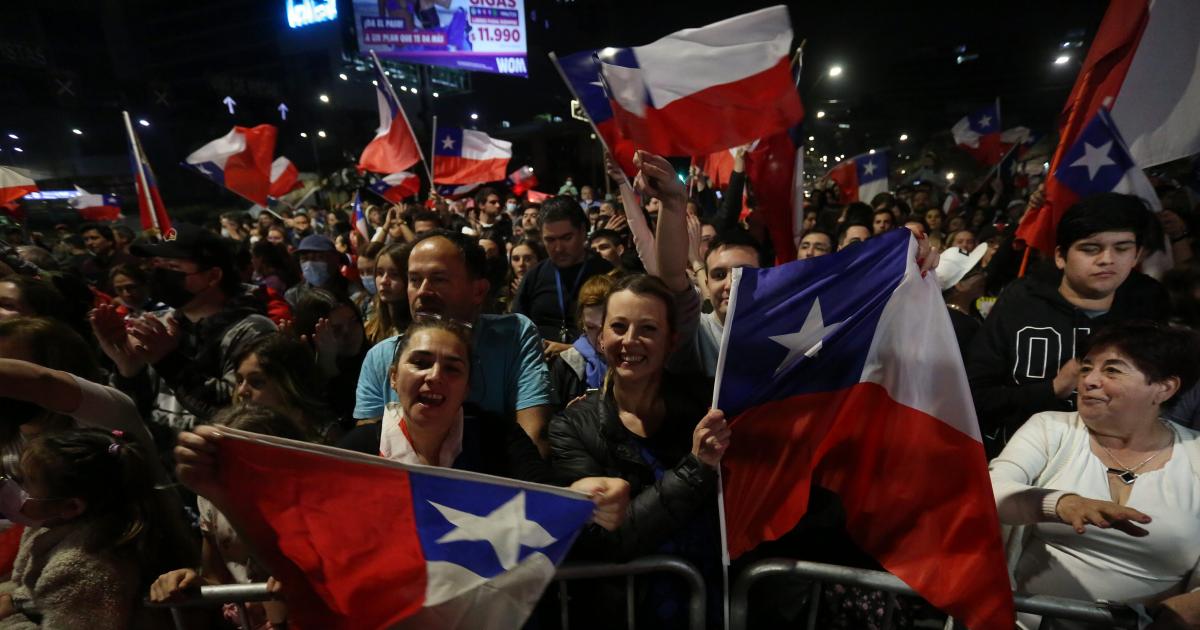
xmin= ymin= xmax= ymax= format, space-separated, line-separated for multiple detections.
xmin=548 ymin=273 xmax=730 ymax=629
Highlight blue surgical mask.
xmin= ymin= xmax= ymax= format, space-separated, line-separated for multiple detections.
xmin=505 ymin=202 xmax=519 ymax=213
xmin=362 ymin=275 xmax=378 ymax=295
xmin=301 ymin=260 xmax=331 ymax=287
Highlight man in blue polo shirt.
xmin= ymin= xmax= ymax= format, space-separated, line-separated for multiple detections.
xmin=353 ymin=230 xmax=552 ymax=453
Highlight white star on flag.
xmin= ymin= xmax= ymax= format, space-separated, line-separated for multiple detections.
xmin=977 ymin=114 xmax=992 ymax=128
xmin=768 ymin=297 xmax=844 ymax=376
xmin=1069 ymin=140 xmax=1116 ymax=180
xmin=441 ymin=135 xmax=456 ymax=150
xmin=862 ymin=161 xmax=877 ymax=176
xmin=429 ymin=492 xmax=557 ymax=571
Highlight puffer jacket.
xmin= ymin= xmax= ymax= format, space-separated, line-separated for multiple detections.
xmin=548 ymin=371 xmax=716 ymax=562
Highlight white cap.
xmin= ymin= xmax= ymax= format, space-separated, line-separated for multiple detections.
xmin=935 ymin=242 xmax=988 ymax=291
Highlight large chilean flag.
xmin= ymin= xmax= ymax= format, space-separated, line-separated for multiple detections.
xmin=592 ymin=5 xmax=803 ymax=158
xmin=716 ymin=229 xmax=1014 ymax=630
xmin=213 ymin=427 xmax=594 ymax=630
xmin=951 ymin=101 xmax=1005 ymax=165
xmin=827 ymin=151 xmax=889 ymax=204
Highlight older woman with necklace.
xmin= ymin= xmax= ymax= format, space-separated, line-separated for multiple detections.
xmin=990 ymin=321 xmax=1200 ymax=629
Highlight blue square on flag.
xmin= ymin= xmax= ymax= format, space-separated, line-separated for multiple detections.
xmin=1054 ymin=109 xmax=1137 ymax=197
xmin=966 ymin=102 xmax=1000 ymax=135
xmin=718 ymin=229 xmax=909 ymax=416
xmin=408 ymin=470 xmax=592 ymax=580
xmin=856 ymin=153 xmax=888 ymax=185
xmin=435 ymin=127 xmax=465 ymax=157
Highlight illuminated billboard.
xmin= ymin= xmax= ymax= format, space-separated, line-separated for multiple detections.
xmin=287 ymin=0 xmax=338 ymax=28
xmin=354 ymin=0 xmax=528 ymax=78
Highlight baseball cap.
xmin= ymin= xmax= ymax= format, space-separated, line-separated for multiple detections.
xmin=131 ymin=224 xmax=231 ymax=269
xmin=935 ymin=242 xmax=988 ymax=291
xmin=296 ymin=234 xmax=336 ymax=253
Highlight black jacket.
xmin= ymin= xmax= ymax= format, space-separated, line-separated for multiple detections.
xmin=967 ymin=272 xmax=1168 ymax=456
xmin=548 ymin=372 xmax=717 ymax=562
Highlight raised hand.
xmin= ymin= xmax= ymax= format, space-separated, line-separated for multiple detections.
xmin=632 ymin=151 xmax=686 ymax=209
xmin=89 ymin=304 xmax=146 ymax=377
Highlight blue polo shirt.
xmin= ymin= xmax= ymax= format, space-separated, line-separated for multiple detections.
xmin=353 ymin=313 xmax=552 ymax=420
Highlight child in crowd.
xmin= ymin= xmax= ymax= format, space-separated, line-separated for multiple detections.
xmin=0 ymin=429 xmax=170 ymax=629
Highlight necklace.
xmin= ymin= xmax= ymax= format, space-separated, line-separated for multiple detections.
xmin=1095 ymin=422 xmax=1174 ymax=485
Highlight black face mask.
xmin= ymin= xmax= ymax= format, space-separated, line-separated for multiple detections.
xmin=0 ymin=398 xmax=43 ymax=425
xmin=150 ymin=268 xmax=196 ymax=308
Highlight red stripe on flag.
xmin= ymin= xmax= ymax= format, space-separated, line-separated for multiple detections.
xmin=360 ymin=118 xmax=422 ymax=175
xmin=0 ymin=185 xmax=37 ymax=206
xmin=723 ymin=382 xmax=1014 ymax=630
xmin=596 ymin=119 xmax=638 ymax=177
xmin=216 ymin=436 xmax=428 ymax=629
xmin=433 ymin=156 xmax=510 ymax=185
xmin=747 ymin=131 xmax=801 ymax=264
xmin=1016 ymin=0 xmax=1151 ymax=254
xmin=827 ymin=161 xmax=859 ymax=203
xmin=612 ymin=57 xmax=803 ymax=157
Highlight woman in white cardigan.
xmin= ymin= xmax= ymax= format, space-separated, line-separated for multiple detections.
xmin=990 ymin=322 xmax=1200 ymax=629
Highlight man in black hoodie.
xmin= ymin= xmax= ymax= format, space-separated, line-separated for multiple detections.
xmin=90 ymin=225 xmax=276 ymax=440
xmin=967 ymin=193 xmax=1169 ymax=456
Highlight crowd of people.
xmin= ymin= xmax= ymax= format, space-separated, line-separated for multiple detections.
xmin=0 ymin=143 xmax=1197 ymax=629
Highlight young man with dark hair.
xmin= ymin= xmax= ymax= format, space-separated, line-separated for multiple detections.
xmin=588 ymin=229 xmax=625 ymax=268
xmin=512 ymin=197 xmax=613 ymax=343
xmin=474 ymin=186 xmax=512 ymax=243
xmin=351 ymin=229 xmax=553 ymax=453
xmin=411 ymin=210 xmax=443 ymax=234
xmin=680 ymin=229 xmax=765 ymax=377
xmin=797 ymin=230 xmax=834 ymax=259
xmin=835 ymin=222 xmax=872 ymax=250
xmin=967 ymin=193 xmax=1171 ymax=456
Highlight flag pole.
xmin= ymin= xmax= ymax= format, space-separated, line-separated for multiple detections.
xmin=122 ymin=110 xmax=161 ymax=235
xmin=546 ymin=51 xmax=632 ymax=188
xmin=710 ymin=268 xmax=745 ymax=630
xmin=369 ymin=50 xmax=434 ymax=184
xmin=430 ymin=115 xmax=438 ymax=192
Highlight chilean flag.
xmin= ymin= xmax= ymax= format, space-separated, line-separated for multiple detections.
xmin=359 ymin=54 xmax=423 ymax=175
xmin=433 ymin=127 xmax=512 ymax=185
xmin=435 ymin=183 xmax=482 ymax=200
xmin=591 ymin=5 xmax=803 ymax=158
xmin=183 ymin=125 xmax=278 ymax=206
xmin=0 ymin=167 xmax=38 ymax=205
xmin=1051 ymin=108 xmax=1161 ymax=212
xmin=557 ymin=50 xmax=639 ymax=177
xmin=951 ymin=101 xmax=1005 ymax=165
xmin=71 ymin=187 xmax=122 ymax=222
xmin=507 ymin=165 xmax=538 ymax=196
xmin=717 ymin=228 xmax=1014 ymax=630
xmin=746 ymin=129 xmax=805 ymax=264
xmin=212 ymin=427 xmax=594 ymax=629
xmin=126 ymin=118 xmax=172 ymax=236
xmin=827 ymin=151 xmax=888 ymax=204
xmin=352 ymin=191 xmax=370 ymax=242
xmin=1018 ymin=0 xmax=1200 ymax=255
xmin=369 ymin=171 xmax=421 ymax=203
xmin=268 ymin=157 xmax=302 ymax=199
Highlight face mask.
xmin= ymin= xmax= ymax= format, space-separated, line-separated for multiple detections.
xmin=361 ymin=276 xmax=378 ymax=295
xmin=505 ymin=203 xmax=518 ymax=213
xmin=0 ymin=398 xmax=43 ymax=425
xmin=150 ymin=268 xmax=197 ymax=309
xmin=301 ymin=261 xmax=331 ymax=287
xmin=220 ymin=228 xmax=231 ymax=238
xmin=0 ymin=477 xmax=45 ymax=528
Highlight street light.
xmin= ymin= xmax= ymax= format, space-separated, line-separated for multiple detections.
xmin=319 ymin=94 xmax=330 ymax=103
xmin=338 ymin=73 xmax=348 ymax=81
xmin=433 ymin=92 xmax=440 ymax=98
xmin=71 ymin=128 xmax=83 ymax=135
xmin=299 ymin=132 xmax=308 ymax=138
xmin=828 ymin=65 xmax=843 ymax=78
xmin=138 ymin=119 xmax=150 ymax=127
xmin=946 ymin=171 xmax=956 ymax=181
xmin=6 ymin=133 xmax=16 ymax=140
xmin=400 ymin=85 xmax=408 ymax=92
xmin=470 ymin=113 xmax=479 ymax=120
xmin=411 ymin=87 xmax=418 ymax=94
xmin=816 ymin=110 xmax=826 ymax=119
xmin=807 ymin=135 xmax=815 ymax=142
xmin=899 ymin=133 xmax=909 ymax=142
xmin=868 ymin=149 xmax=876 ymax=155
xmin=317 ymin=130 xmax=327 ymax=138
xmin=1054 ymin=55 xmax=1071 ymax=65
xmin=12 ymin=147 xmax=22 ymax=153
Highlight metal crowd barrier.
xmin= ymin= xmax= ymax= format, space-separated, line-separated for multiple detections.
xmin=729 ymin=558 xmax=1143 ymax=630
xmin=147 ymin=555 xmax=706 ymax=630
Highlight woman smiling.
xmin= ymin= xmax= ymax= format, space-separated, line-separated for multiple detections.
xmin=990 ymin=321 xmax=1200 ymax=628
